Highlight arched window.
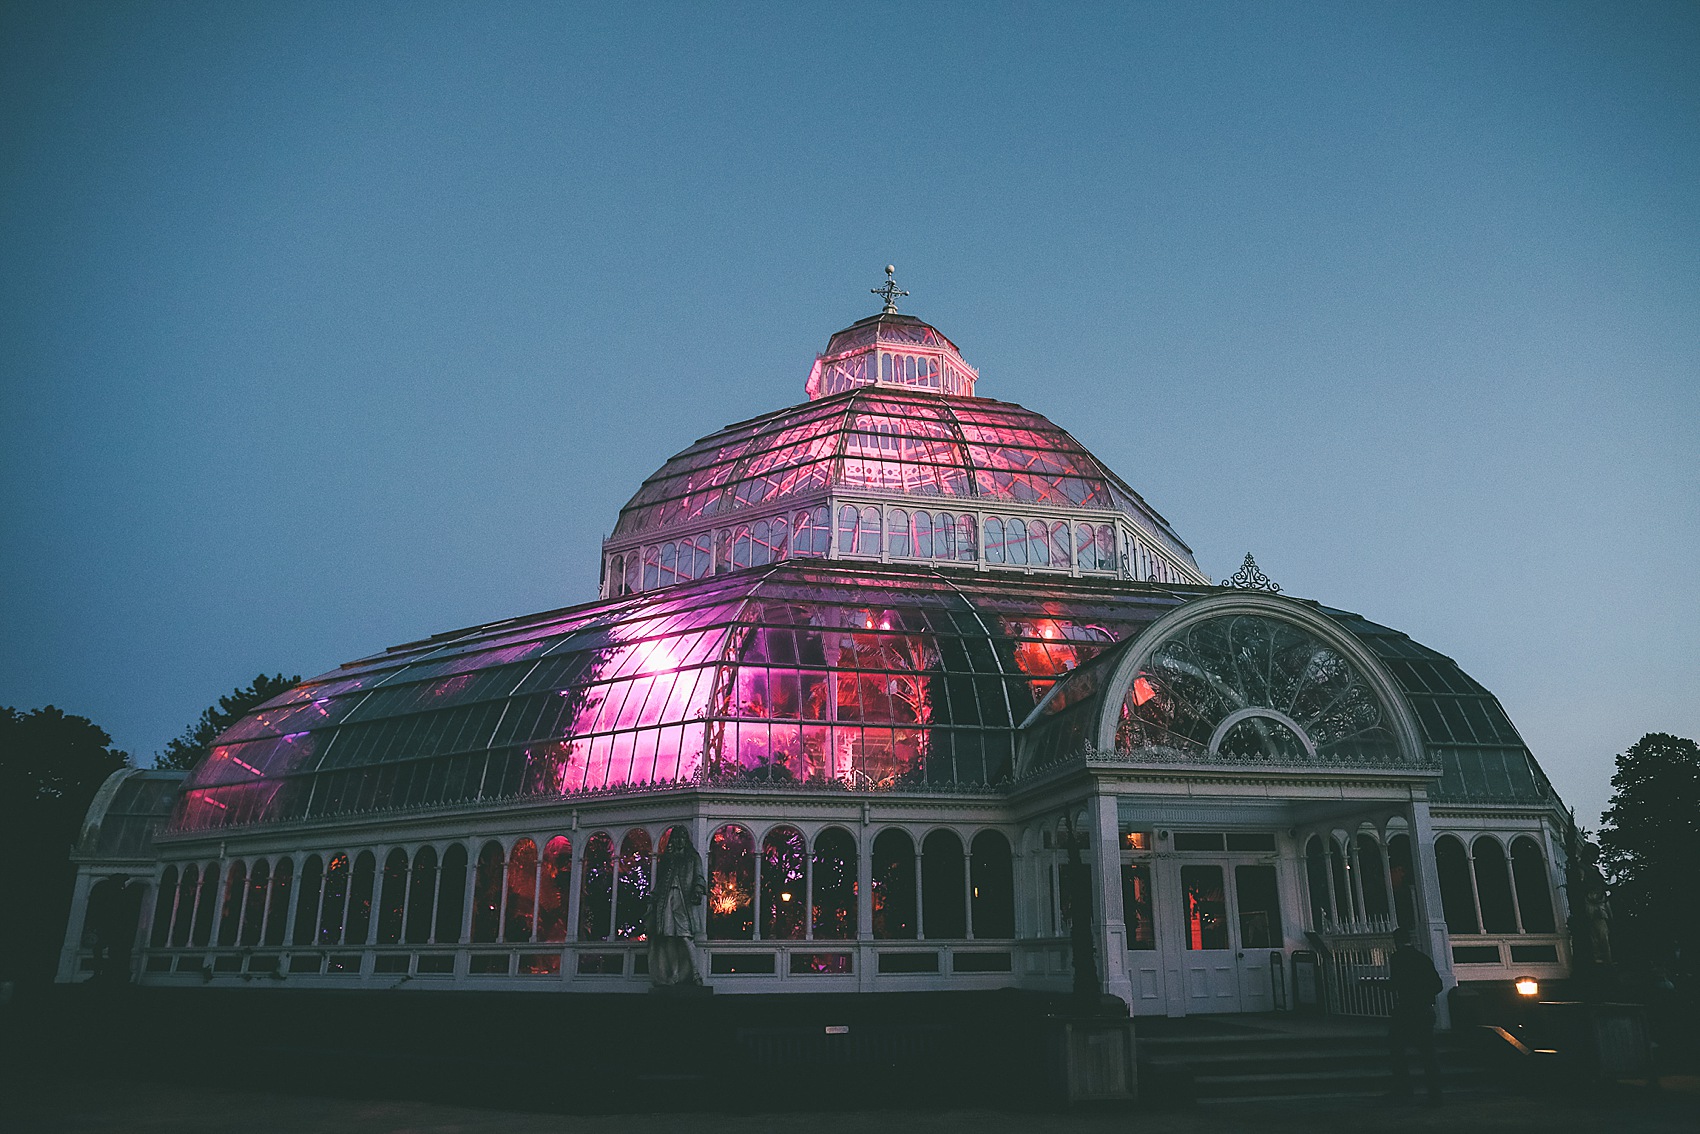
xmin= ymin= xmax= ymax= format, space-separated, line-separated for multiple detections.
xmin=1007 ymin=518 xmax=1029 ymax=565
xmin=838 ymin=505 xmax=859 ymax=555
xmin=1049 ymin=521 xmax=1070 ymax=567
xmin=405 ymin=846 xmax=437 ymax=945
xmin=1434 ymin=835 xmax=1479 ymax=935
xmin=241 ymin=860 xmax=269 ymax=948
xmin=616 ymin=829 xmax=652 ymax=939
xmin=872 ymin=829 xmax=917 ymax=939
xmin=266 ymin=858 xmax=293 ymax=947
xmin=505 ymin=838 xmax=538 ymax=943
xmin=1357 ymin=835 xmax=1390 ymax=920
xmin=751 ymin=520 xmax=772 ymax=567
xmin=1029 ymin=519 xmax=1050 ymax=566
xmin=435 ymin=844 xmax=467 ymax=944
xmin=624 ymin=553 xmax=640 ymax=596
xmin=538 ymin=836 xmax=572 ymax=943
xmin=957 ymin=514 xmax=977 ymax=561
xmin=936 ymin=513 xmax=957 ymax=560
xmin=797 ymin=507 xmax=830 ymax=557
xmin=345 ymin=850 xmax=376 ymax=946
xmin=984 ymin=516 xmax=1006 ymax=564
xmin=709 ymin=824 xmax=755 ymax=940
xmin=914 ymin=511 xmax=933 ymax=559
xmin=733 ymin=526 xmax=753 ymax=569
xmin=578 ymin=833 xmax=614 ymax=942
xmin=922 ymin=829 xmax=966 ymax=939
xmin=172 ymin=864 xmax=199 ymax=947
xmin=643 ymin=545 xmax=661 ymax=589
xmin=192 ymin=863 xmax=220 ymax=947
xmin=659 ymin=541 xmax=678 ymax=585
xmin=770 ymin=514 xmax=789 ymax=561
xmin=1305 ymin=837 xmax=1331 ymax=927
xmin=761 ymin=826 xmax=807 ymax=940
xmin=970 ymin=831 xmax=1015 ymax=939
xmin=811 ymin=827 xmax=857 ymax=940
xmin=316 ymin=853 xmax=349 ymax=945
xmin=294 ymin=856 xmax=324 ymax=946
xmin=1472 ymin=837 xmax=1517 ymax=934
xmin=1076 ymin=524 xmax=1097 ymax=570
xmin=1387 ymin=834 xmax=1417 ymax=930
xmin=377 ymin=849 xmax=408 ymax=944
xmin=888 ymin=508 xmax=912 ymax=558
xmin=151 ymin=865 xmax=178 ymax=948
xmin=1327 ymin=838 xmax=1353 ymax=922
xmin=471 ymin=841 xmax=504 ymax=944
xmin=217 ymin=861 xmax=247 ymax=947
xmin=1511 ymin=837 xmax=1556 ymax=933
xmin=858 ymin=506 xmax=881 ymax=556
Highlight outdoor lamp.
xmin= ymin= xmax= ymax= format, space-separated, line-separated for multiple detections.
xmin=1514 ymin=976 xmax=1539 ymax=997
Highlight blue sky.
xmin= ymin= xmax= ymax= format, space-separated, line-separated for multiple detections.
xmin=3 ymin=2 xmax=1695 ymax=827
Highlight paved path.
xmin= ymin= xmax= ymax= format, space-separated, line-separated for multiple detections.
xmin=3 ymin=1076 xmax=1696 ymax=1134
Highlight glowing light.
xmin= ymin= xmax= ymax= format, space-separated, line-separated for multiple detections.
xmin=1132 ymin=676 xmax=1156 ymax=706
xmin=1124 ymin=831 xmax=1149 ymax=850
xmin=710 ymin=877 xmax=747 ymax=916
xmin=1515 ymin=976 xmax=1539 ymax=997
xmin=780 ymin=891 xmax=793 ymax=902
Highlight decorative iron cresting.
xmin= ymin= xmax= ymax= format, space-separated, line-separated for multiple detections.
xmin=1223 ymin=553 xmax=1280 ymax=593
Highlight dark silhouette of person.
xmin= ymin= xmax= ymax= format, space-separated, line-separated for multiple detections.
xmin=1388 ymin=926 xmax=1444 ymax=1102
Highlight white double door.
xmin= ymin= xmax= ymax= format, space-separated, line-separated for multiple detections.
xmin=1147 ymin=856 xmax=1285 ymax=1016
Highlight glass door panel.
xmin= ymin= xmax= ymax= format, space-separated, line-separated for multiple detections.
xmin=1180 ymin=865 xmax=1228 ymax=950
xmin=1234 ymin=864 xmax=1281 ymax=948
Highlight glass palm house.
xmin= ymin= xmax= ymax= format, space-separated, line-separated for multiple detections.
xmin=62 ymin=281 xmax=1575 ymax=1018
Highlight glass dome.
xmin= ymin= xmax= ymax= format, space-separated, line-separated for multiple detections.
xmin=603 ymin=308 xmax=1206 ymax=597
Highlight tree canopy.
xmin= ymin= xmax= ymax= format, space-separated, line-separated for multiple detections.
xmin=0 ymin=706 xmax=131 ymax=982
xmin=154 ymin=673 xmax=300 ymax=771
xmin=1598 ymin=732 xmax=1700 ymax=975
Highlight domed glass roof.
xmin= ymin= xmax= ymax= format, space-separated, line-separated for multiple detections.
xmin=169 ymin=563 xmax=1551 ymax=835
xmin=168 ymin=563 xmax=1182 ymax=834
xmin=615 ymin=386 xmax=1180 ymax=535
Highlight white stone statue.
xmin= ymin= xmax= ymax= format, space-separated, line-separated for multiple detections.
xmin=647 ymin=827 xmax=707 ymax=986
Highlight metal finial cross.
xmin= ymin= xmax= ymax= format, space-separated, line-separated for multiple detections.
xmin=872 ymin=265 xmax=908 ymax=314
xmin=1222 ymin=553 xmax=1281 ymax=593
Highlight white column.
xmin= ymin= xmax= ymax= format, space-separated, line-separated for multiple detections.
xmin=1407 ymin=795 xmax=1456 ymax=1029
xmin=56 ymin=869 xmax=98 ymax=982
xmin=1502 ymin=838 xmax=1526 ymax=934
xmin=279 ymin=855 xmax=302 ymax=950
xmin=1378 ymin=830 xmax=1398 ymax=928
xmin=1093 ymin=793 xmax=1132 ymax=1008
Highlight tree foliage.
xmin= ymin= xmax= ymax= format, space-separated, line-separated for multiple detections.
xmin=1598 ymin=732 xmax=1700 ymax=974
xmin=154 ymin=673 xmax=300 ymax=770
xmin=0 ymin=706 xmax=131 ymax=982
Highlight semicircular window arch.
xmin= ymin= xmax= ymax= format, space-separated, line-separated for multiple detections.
xmin=1115 ymin=613 xmax=1399 ymax=765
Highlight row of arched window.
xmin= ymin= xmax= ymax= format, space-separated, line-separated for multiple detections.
xmin=146 ymin=825 xmax=1019 ymax=954
xmin=606 ymin=507 xmax=834 ymax=597
xmin=1302 ymin=832 xmax=1557 ymax=938
xmin=605 ymin=503 xmax=1151 ymax=599
xmin=1434 ymin=834 xmax=1557 ymax=936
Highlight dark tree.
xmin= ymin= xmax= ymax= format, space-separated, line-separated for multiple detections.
xmin=154 ymin=673 xmax=300 ymax=770
xmin=0 ymin=706 xmax=130 ymax=983
xmin=1598 ymin=733 xmax=1700 ymax=976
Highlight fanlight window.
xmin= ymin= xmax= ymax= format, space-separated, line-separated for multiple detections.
xmin=1116 ymin=614 xmax=1399 ymax=764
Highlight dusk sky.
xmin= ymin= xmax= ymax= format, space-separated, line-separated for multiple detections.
xmin=3 ymin=2 xmax=1695 ymax=829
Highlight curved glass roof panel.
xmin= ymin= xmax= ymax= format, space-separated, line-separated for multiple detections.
xmin=612 ymin=387 xmax=1195 ymax=567
xmin=168 ymin=565 xmax=1184 ymax=834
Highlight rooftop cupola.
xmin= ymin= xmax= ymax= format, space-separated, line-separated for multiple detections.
xmin=805 ymin=267 xmax=980 ymax=399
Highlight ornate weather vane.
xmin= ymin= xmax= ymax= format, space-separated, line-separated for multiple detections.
xmin=872 ymin=264 xmax=908 ymax=314
xmin=1223 ymin=553 xmax=1281 ymax=593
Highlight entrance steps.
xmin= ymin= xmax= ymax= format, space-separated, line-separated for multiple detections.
xmin=1137 ymin=1016 xmax=1492 ymax=1106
